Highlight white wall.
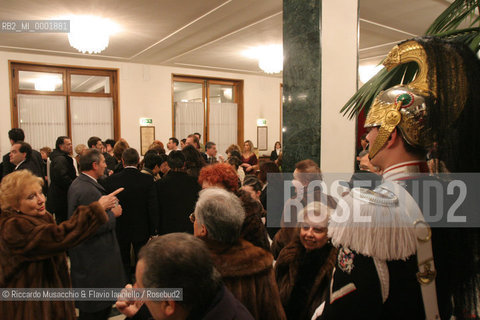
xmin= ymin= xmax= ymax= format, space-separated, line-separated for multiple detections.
xmin=321 ymin=0 xmax=358 ymax=173
xmin=0 ymin=51 xmax=282 ymax=157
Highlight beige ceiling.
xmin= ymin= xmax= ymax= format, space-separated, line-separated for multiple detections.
xmin=0 ymin=0 xmax=452 ymax=76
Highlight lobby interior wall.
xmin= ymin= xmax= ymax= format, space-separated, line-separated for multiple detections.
xmin=320 ymin=0 xmax=358 ymax=173
xmin=0 ymin=51 xmax=282 ymax=157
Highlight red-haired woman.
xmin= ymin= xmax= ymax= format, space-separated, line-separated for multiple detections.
xmin=199 ymin=163 xmax=270 ymax=251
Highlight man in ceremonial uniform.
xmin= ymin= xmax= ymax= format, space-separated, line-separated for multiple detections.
xmin=318 ymin=37 xmax=480 ymax=319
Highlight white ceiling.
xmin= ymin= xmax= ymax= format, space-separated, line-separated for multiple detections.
xmin=0 ymin=0 xmax=452 ymax=77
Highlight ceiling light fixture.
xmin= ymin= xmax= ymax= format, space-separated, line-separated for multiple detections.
xmin=243 ymin=45 xmax=283 ymax=74
xmin=67 ymin=15 xmax=119 ymax=54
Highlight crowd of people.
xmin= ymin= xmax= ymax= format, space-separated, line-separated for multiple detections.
xmin=2 ymin=36 xmax=480 ymax=320
xmin=0 ymin=128 xmax=294 ymax=320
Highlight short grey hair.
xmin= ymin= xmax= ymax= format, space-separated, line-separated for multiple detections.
xmin=194 ymin=188 xmax=245 ymax=244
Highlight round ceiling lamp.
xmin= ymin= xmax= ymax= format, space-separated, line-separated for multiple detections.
xmin=243 ymin=44 xmax=283 ymax=74
xmin=67 ymin=15 xmax=118 ymax=54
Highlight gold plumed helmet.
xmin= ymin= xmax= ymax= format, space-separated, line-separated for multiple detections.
xmin=364 ymin=39 xmax=468 ymax=159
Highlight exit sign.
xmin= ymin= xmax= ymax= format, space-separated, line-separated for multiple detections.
xmin=140 ymin=118 xmax=153 ymax=126
xmin=257 ymin=119 xmax=267 ymax=126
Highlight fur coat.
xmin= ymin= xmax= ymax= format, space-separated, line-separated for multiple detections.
xmin=275 ymin=234 xmax=337 ymax=320
xmin=203 ymin=238 xmax=286 ymax=320
xmin=236 ymin=189 xmax=271 ymax=252
xmin=0 ymin=202 xmax=107 ymax=320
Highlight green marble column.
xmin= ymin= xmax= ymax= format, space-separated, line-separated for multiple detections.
xmin=282 ymin=0 xmax=321 ymax=172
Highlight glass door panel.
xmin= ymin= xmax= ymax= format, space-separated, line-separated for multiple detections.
xmin=173 ymin=81 xmax=205 ymax=141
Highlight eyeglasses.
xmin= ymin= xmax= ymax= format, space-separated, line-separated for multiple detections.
xmin=189 ymin=212 xmax=196 ymax=223
xmin=300 ymin=223 xmax=327 ymax=234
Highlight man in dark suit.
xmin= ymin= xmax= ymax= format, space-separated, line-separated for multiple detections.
xmin=67 ymin=149 xmax=125 ymax=320
xmin=2 ymin=128 xmax=45 ymax=181
xmin=205 ymin=141 xmax=219 ymax=164
xmin=88 ymin=136 xmax=116 ymax=173
xmin=104 ymin=148 xmax=158 ymax=281
xmin=156 ymin=151 xmax=201 ymax=235
xmin=10 ymin=142 xmax=45 ymax=179
xmin=47 ymin=136 xmax=77 ymax=224
xmin=116 ymin=234 xmax=254 ymax=320
xmin=2 ymin=128 xmax=24 ymax=179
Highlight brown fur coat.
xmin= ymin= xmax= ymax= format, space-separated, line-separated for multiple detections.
xmin=0 ymin=202 xmax=107 ymax=320
xmin=204 ymin=238 xmax=286 ymax=320
xmin=236 ymin=189 xmax=271 ymax=252
xmin=275 ymin=234 xmax=337 ymax=320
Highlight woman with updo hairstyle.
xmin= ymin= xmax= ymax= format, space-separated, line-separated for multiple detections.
xmin=275 ymin=201 xmax=336 ymax=320
xmin=0 ymin=170 xmax=120 ymax=320
xmin=241 ymin=175 xmax=263 ymax=202
xmin=199 ymin=163 xmax=270 ymax=251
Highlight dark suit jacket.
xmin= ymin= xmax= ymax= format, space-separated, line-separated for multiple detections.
xmin=16 ymin=155 xmax=48 ymax=195
xmin=270 ymin=150 xmax=279 ymax=161
xmin=103 ymin=167 xmax=159 ymax=241
xmin=1 ymin=152 xmax=14 ymax=179
xmin=128 ymin=286 xmax=254 ymax=320
xmin=47 ymin=149 xmax=77 ymax=222
xmin=206 ymin=155 xmax=218 ymax=164
xmin=16 ymin=159 xmax=41 ymax=176
xmin=103 ymin=152 xmax=117 ymax=171
xmin=156 ymin=171 xmax=201 ymax=234
xmin=67 ymin=173 xmax=126 ymax=312
xmin=3 ymin=148 xmax=44 ymax=180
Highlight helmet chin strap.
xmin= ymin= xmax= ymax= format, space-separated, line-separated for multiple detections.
xmin=369 ymin=101 xmax=403 ymax=160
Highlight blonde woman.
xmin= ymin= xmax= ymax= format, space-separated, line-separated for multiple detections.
xmin=240 ymin=140 xmax=258 ymax=173
xmin=0 ymin=170 xmax=121 ymax=320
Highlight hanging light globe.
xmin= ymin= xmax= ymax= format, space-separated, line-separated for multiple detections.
xmin=67 ymin=15 xmax=118 ymax=54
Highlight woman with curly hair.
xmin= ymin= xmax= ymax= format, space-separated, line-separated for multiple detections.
xmin=198 ymin=163 xmax=269 ymax=251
